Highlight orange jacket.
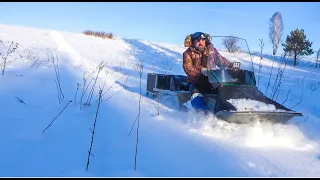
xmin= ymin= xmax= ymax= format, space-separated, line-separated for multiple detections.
xmin=182 ymin=43 xmax=233 ymax=83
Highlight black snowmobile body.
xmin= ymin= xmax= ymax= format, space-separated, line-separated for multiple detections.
xmin=205 ymin=68 xmax=302 ymax=124
xmin=146 ymin=68 xmax=303 ymax=124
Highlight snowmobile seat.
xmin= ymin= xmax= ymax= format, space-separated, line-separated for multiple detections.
xmin=170 ymin=75 xmax=190 ymax=91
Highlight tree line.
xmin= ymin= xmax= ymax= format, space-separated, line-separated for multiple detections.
xmin=222 ymin=11 xmax=319 ymax=67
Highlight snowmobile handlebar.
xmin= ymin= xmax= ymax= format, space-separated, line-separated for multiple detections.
xmin=206 ymin=62 xmax=241 ymax=72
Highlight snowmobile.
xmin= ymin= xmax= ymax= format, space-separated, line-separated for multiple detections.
xmin=146 ymin=36 xmax=303 ymax=124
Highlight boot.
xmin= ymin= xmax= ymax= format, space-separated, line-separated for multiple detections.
xmin=190 ymin=93 xmax=208 ymax=112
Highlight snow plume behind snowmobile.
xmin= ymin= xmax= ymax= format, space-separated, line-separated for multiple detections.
xmin=146 ymin=36 xmax=303 ymax=124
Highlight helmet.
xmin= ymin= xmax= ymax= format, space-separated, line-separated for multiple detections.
xmin=191 ymin=32 xmax=206 ymax=41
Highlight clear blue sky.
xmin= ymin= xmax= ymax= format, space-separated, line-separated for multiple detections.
xmin=0 ymin=2 xmax=319 ymax=55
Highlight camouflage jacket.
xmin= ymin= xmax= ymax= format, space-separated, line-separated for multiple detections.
xmin=182 ymin=43 xmax=233 ymax=83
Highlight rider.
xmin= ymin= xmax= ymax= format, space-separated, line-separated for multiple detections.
xmin=182 ymin=32 xmax=233 ymax=112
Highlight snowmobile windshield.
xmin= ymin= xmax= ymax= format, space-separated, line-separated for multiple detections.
xmin=208 ymin=69 xmax=256 ymax=86
xmin=205 ymin=35 xmax=256 ymax=86
xmin=206 ymin=36 xmax=255 ymax=71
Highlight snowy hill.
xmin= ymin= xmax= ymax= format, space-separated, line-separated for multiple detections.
xmin=0 ymin=24 xmax=320 ymax=177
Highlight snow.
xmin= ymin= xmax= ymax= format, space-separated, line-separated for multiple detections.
xmin=226 ymin=98 xmax=287 ymax=112
xmin=1 ymin=23 xmax=320 ymax=177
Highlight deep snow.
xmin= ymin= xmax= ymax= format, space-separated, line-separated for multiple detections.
xmin=0 ymin=24 xmax=320 ymax=177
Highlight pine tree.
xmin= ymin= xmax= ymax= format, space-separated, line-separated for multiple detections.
xmin=282 ymin=28 xmax=314 ymax=66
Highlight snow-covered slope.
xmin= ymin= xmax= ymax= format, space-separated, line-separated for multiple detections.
xmin=0 ymin=24 xmax=320 ymax=177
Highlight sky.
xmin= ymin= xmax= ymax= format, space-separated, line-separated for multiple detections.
xmin=0 ymin=2 xmax=319 ymax=55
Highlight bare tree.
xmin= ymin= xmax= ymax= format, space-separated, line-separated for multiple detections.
xmin=269 ymin=11 xmax=284 ymax=56
xmin=316 ymin=48 xmax=320 ymax=68
xmin=222 ymin=36 xmax=240 ymax=53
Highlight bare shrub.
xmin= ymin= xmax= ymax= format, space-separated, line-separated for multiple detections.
xmin=51 ymin=52 xmax=64 ymax=104
xmin=83 ymin=30 xmax=114 ymax=39
xmin=270 ymin=53 xmax=289 ymax=101
xmin=84 ymin=62 xmax=106 ymax=107
xmin=86 ymin=87 xmax=103 ymax=171
xmin=106 ymin=33 xmax=114 ymax=39
xmin=128 ymin=62 xmax=143 ymax=171
xmin=0 ymin=40 xmax=19 ymax=75
xmin=257 ymin=38 xmax=264 ymax=87
xmin=42 ymin=100 xmax=72 ymax=133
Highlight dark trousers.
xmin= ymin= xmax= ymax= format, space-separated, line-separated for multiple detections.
xmin=189 ymin=76 xmax=217 ymax=95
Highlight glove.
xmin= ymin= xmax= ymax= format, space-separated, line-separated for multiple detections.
xmin=200 ymin=68 xmax=208 ymax=76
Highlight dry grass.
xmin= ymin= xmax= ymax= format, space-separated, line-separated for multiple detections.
xmin=83 ymin=30 xmax=114 ymax=39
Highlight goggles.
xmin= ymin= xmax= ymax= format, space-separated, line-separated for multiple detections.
xmin=191 ymin=32 xmax=206 ymax=41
